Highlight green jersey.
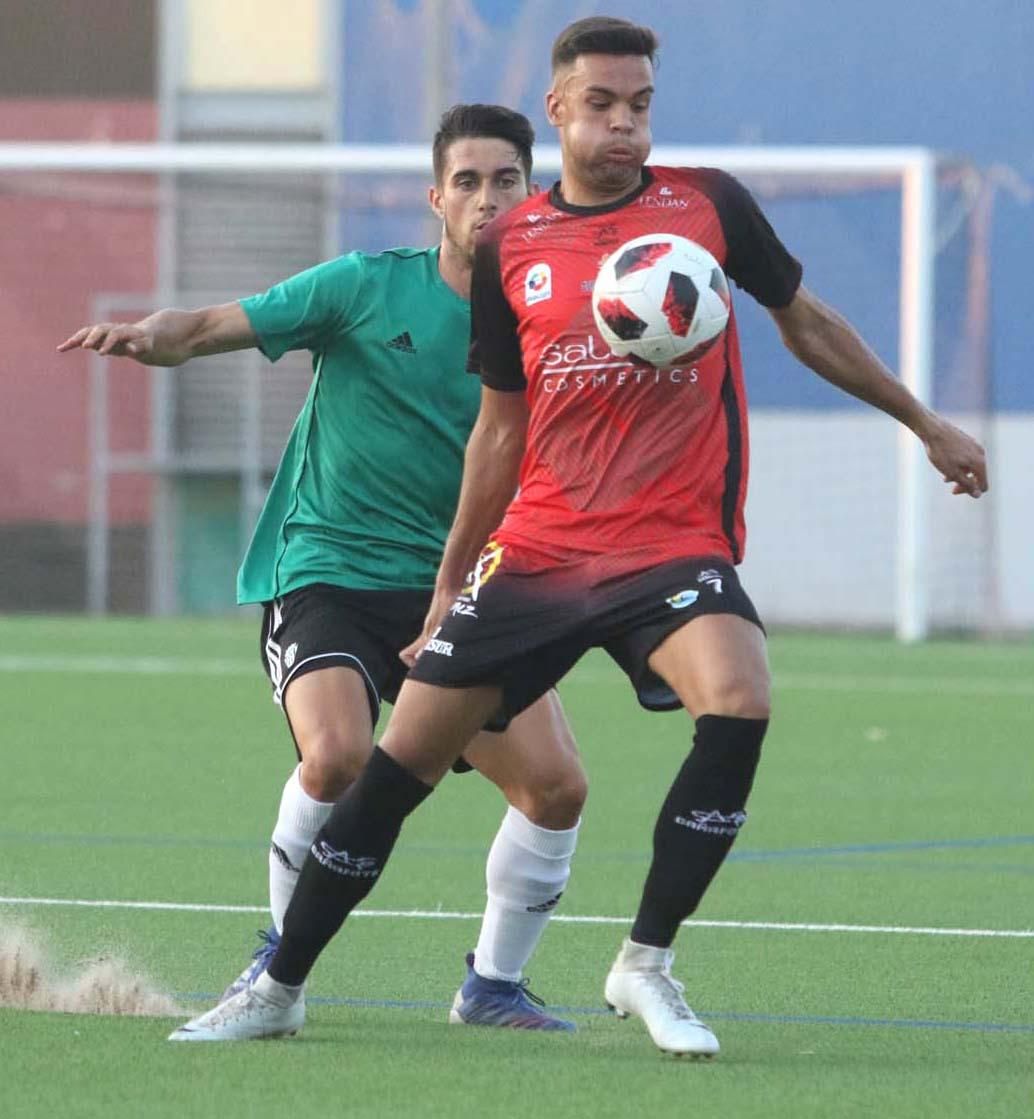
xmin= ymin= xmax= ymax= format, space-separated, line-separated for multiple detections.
xmin=236 ymin=247 xmax=479 ymax=604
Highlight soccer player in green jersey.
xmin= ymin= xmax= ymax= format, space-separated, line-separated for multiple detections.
xmin=59 ymin=104 xmax=586 ymax=1033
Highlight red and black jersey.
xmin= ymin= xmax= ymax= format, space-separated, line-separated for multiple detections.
xmin=470 ymin=166 xmax=802 ymax=578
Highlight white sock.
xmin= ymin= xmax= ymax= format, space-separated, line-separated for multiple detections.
xmin=268 ymin=765 xmax=334 ymax=933
xmin=253 ymin=970 xmax=303 ymax=1005
xmin=473 ymin=806 xmax=580 ymax=982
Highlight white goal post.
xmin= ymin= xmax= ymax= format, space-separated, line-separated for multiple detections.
xmin=1 ymin=142 xmax=940 ymax=639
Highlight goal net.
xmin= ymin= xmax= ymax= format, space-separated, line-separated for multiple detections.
xmin=0 ymin=143 xmax=995 ymax=637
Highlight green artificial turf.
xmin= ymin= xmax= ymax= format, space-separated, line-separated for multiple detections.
xmin=1 ymin=617 xmax=1031 ymax=1118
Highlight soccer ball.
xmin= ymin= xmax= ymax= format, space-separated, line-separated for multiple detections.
xmin=591 ymin=234 xmax=731 ymax=366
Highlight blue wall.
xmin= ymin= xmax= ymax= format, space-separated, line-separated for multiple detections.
xmin=342 ymin=1 xmax=1033 ymax=411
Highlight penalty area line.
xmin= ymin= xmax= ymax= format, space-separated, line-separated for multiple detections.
xmin=0 ymin=896 xmax=1031 ymax=939
xmin=2 ymin=655 xmax=1032 ymax=698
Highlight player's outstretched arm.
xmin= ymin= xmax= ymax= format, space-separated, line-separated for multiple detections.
xmin=770 ymin=285 xmax=988 ymax=498
xmin=57 ymin=302 xmax=257 ymax=367
xmin=400 ymin=386 xmax=529 ymax=666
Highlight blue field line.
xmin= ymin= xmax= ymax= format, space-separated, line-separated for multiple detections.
xmin=176 ymin=991 xmax=1034 ymax=1035
xmin=697 ymin=1011 xmax=1034 ymax=1035
xmin=727 ymin=835 xmax=1034 ymax=863
xmin=0 ymin=832 xmax=266 ymax=851
xmin=3 ymin=832 xmax=1033 ymax=866
xmin=776 ymin=857 xmax=1034 ymax=877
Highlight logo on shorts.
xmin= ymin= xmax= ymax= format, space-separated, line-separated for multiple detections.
xmin=284 ymin=642 xmax=298 ymax=668
xmin=449 ymin=600 xmax=478 ymax=618
xmin=697 ymin=569 xmax=724 ymax=594
xmin=423 ymin=627 xmax=454 ymax=657
xmin=666 ymin=589 xmax=700 ymax=610
xmin=675 ymin=809 xmax=747 ymax=836
xmin=462 ymin=541 xmax=504 ymax=602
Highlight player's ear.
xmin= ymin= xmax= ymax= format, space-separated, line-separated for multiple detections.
xmin=428 ymin=184 xmax=445 ymax=220
xmin=545 ymin=86 xmax=563 ymax=126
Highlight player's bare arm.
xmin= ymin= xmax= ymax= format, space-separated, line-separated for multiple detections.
xmin=57 ymin=302 xmax=256 ymax=367
xmin=770 ymin=285 xmax=988 ymax=498
xmin=400 ymin=386 xmax=529 ymax=666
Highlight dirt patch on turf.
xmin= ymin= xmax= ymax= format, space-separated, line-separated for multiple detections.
xmin=0 ymin=925 xmax=181 ymax=1017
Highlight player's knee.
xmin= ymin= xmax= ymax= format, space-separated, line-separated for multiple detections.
xmin=508 ymin=763 xmax=587 ymax=830
xmin=297 ymin=730 xmax=373 ymax=801
xmin=700 ymin=674 xmax=771 ymax=720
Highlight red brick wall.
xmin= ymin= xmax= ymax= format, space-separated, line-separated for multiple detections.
xmin=0 ymin=100 xmax=156 ymax=523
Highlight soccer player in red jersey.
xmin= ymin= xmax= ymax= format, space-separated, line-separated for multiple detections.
xmin=174 ymin=17 xmax=988 ymax=1053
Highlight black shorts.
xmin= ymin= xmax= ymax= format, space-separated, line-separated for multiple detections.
xmin=408 ymin=554 xmax=763 ymax=730
xmin=260 ymin=583 xmax=430 ymax=725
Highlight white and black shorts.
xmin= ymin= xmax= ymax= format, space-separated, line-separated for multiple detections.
xmin=260 ymin=582 xmax=431 ymax=725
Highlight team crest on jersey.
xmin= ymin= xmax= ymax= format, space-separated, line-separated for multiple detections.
xmin=525 ymin=263 xmax=552 ymax=306
xmin=666 ymin=589 xmax=700 ymax=610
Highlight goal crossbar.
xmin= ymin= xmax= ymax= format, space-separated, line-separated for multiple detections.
xmin=0 ymin=142 xmax=934 ymax=177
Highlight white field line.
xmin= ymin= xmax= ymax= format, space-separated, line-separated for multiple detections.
xmin=0 ymin=896 xmax=1031 ymax=939
xmin=0 ymin=655 xmax=254 ymax=676
xmin=0 ymin=654 xmax=1031 ymax=697
xmin=573 ymin=671 xmax=1034 ymax=697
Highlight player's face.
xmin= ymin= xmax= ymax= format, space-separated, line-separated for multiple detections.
xmin=429 ymin=138 xmax=530 ymax=264
xmin=546 ymin=53 xmax=654 ymax=198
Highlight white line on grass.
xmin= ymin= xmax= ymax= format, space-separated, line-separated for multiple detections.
xmin=0 ymin=896 xmax=1031 ymax=939
xmin=569 ymin=671 xmax=1034 ymax=698
xmin=2 ymin=654 xmax=1032 ymax=697
xmin=0 ymin=655 xmax=254 ymax=676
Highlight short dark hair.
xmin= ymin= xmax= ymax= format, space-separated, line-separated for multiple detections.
xmin=432 ymin=103 xmax=534 ymax=186
xmin=551 ymin=16 xmax=659 ymax=72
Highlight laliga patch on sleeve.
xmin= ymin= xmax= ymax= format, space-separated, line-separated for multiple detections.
xmin=525 ymin=262 xmax=552 ymax=305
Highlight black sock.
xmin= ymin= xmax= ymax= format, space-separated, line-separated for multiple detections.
xmin=629 ymin=715 xmax=768 ymax=949
xmin=267 ymin=746 xmax=433 ymax=986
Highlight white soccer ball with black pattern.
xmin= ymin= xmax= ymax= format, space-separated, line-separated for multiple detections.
xmin=591 ymin=233 xmax=731 ymax=366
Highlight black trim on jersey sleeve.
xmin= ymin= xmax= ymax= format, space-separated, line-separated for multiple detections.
xmin=469 ymin=230 xmax=526 ymax=391
xmin=694 ymin=168 xmax=803 ymax=309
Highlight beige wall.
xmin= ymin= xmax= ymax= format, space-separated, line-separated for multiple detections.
xmin=185 ymin=0 xmax=323 ymax=89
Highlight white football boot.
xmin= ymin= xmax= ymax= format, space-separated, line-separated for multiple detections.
xmin=168 ymin=973 xmax=304 ymax=1041
xmin=604 ymin=938 xmax=719 ymax=1058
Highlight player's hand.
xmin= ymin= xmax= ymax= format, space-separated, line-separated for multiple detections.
xmin=399 ymin=583 xmax=462 ymax=667
xmin=57 ymin=322 xmax=155 ymax=362
xmin=921 ymin=416 xmax=988 ymax=498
